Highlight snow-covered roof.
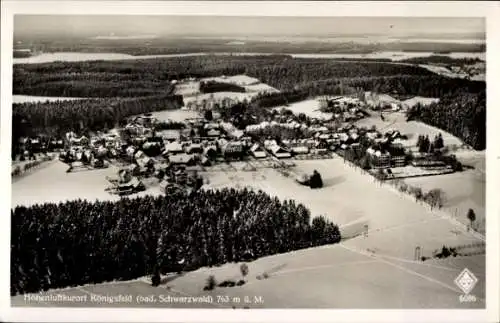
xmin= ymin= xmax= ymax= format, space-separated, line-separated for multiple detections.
xmin=134 ymin=150 xmax=145 ymax=159
xmin=168 ymin=153 xmax=194 ymax=164
xmin=250 ymin=143 xmax=264 ymax=152
xmin=292 ymin=146 xmax=309 ymax=154
xmin=165 ymin=142 xmax=184 ymax=152
xmin=207 ymin=129 xmax=221 ymax=137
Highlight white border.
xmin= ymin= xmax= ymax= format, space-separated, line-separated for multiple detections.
xmin=1 ymin=1 xmax=499 ymax=323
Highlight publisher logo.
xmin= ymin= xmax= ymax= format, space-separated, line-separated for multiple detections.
xmin=455 ymin=268 xmax=478 ymax=303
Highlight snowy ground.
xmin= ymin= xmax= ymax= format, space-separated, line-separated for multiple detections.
xmin=176 ymin=74 xmax=279 ymax=106
xmin=11 ymin=161 xmax=163 ymax=207
xmin=11 ymin=156 xmax=485 ymax=308
xmin=402 ymin=96 xmax=440 ymax=108
xmin=149 ymin=109 xmax=200 ymax=122
xmin=200 ymin=75 xmax=261 ymax=86
xmin=401 ymin=170 xmax=485 ymax=234
xmin=13 ymin=51 xmax=486 ymax=65
xmin=201 ymin=158 xmax=483 ymax=258
xmin=274 ymin=99 xmax=333 ymax=120
xmin=11 ymin=244 xmax=485 ymax=308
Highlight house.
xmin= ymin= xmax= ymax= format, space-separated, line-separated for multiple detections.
xmin=95 ymin=146 xmax=108 ymax=158
xmin=203 ymin=146 xmax=218 ymax=159
xmin=206 ymin=129 xmax=221 ymax=137
xmin=411 ymin=159 xmax=447 ymax=169
xmin=137 ymin=156 xmax=155 ymax=170
xmin=391 ymin=155 xmax=406 ymax=168
xmin=125 ymin=164 xmax=140 ymax=176
xmin=291 ymin=146 xmax=309 ymax=155
xmin=250 ymin=143 xmax=267 ymax=158
xmin=185 ymin=143 xmax=203 ymax=154
xmin=270 ymin=145 xmax=291 ymax=159
xmin=134 ymin=150 xmax=146 ymax=160
xmin=264 ymin=139 xmax=278 ymax=149
xmin=164 ymin=142 xmax=184 ymax=154
xmin=168 ymin=153 xmax=195 ymax=166
xmin=200 ymin=156 xmax=211 ymax=166
xmin=158 ymin=130 xmax=181 ymax=142
xmin=204 ymin=122 xmax=220 ymax=130
xmin=222 ymin=141 xmax=244 ymax=159
xmin=70 ymin=136 xmax=89 ymax=146
xmin=126 ymin=146 xmax=136 ymax=158
xmin=338 ymin=133 xmax=350 ymax=143
xmin=367 ymin=148 xmax=391 ymax=169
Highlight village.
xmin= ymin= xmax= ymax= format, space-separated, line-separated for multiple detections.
xmin=13 ymin=76 xmax=464 ymax=199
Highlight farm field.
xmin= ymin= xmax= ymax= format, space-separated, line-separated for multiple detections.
xmin=11 ymin=241 xmax=484 ymax=308
xmin=174 ymin=74 xmax=279 ymax=104
xmin=11 ymin=161 xmax=163 ymax=207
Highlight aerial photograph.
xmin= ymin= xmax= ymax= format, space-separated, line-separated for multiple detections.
xmin=10 ymin=15 xmax=486 ymax=309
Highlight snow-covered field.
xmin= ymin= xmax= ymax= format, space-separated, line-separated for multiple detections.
xmin=12 ymin=95 xmax=87 ymax=104
xmin=11 ymin=161 xmax=163 ymax=207
xmin=402 ymin=96 xmax=440 ymax=108
xmin=11 ymin=244 xmax=484 ymax=308
xmin=274 ymin=99 xmax=333 ymax=120
xmin=13 ymin=51 xmax=485 ymax=65
xmin=12 ymin=157 xmax=485 ymax=308
xmin=201 ymin=158 xmax=482 ymax=259
xmin=402 ymin=169 xmax=485 ymax=234
xmin=149 ymin=109 xmax=200 ymax=122
xmin=243 ymin=83 xmax=279 ymax=93
xmin=201 ymin=75 xmax=261 ymax=86
xmin=173 ymin=81 xmax=200 ymax=96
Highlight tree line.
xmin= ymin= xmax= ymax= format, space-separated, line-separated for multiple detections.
xmin=400 ymin=55 xmax=483 ymax=66
xmin=11 ymin=188 xmax=341 ymax=295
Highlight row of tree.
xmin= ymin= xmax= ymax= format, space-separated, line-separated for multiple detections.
xmin=416 ymin=134 xmax=445 ymax=153
xmin=11 ymin=188 xmax=341 ymax=295
xmin=400 ymin=55 xmax=482 ymax=66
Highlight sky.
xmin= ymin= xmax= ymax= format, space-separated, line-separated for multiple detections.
xmin=14 ymin=16 xmax=485 ymax=39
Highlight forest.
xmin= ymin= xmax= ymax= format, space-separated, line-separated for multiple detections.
xmin=400 ymin=55 xmax=483 ymax=66
xmin=11 ymin=188 xmax=341 ymax=295
xmin=406 ymin=90 xmax=486 ymax=150
xmin=13 ymin=55 xmax=486 ymax=150
xmin=13 ymin=55 xmax=433 ymax=97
